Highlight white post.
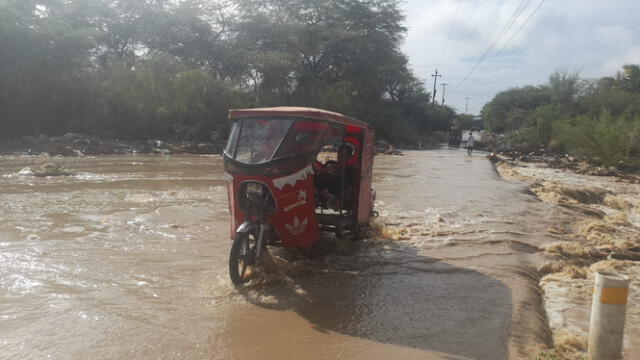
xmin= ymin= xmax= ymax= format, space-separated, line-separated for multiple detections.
xmin=588 ymin=271 xmax=630 ymax=360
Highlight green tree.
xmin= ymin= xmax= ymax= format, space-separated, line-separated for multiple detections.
xmin=615 ymin=64 xmax=640 ymax=93
xmin=548 ymin=69 xmax=580 ymax=106
xmin=0 ymin=0 xmax=461 ymax=145
xmin=481 ymin=86 xmax=552 ymax=132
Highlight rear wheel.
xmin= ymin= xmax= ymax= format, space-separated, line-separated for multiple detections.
xmin=229 ymin=232 xmax=257 ymax=285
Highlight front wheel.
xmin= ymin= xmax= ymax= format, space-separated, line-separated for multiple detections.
xmin=229 ymin=232 xmax=257 ymax=285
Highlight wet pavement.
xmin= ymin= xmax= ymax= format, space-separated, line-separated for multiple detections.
xmin=0 ymin=149 xmax=564 ymax=359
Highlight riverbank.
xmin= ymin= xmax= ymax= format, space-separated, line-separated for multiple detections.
xmin=0 ymin=132 xmax=420 ymax=157
xmin=0 ymin=133 xmax=225 ymax=156
xmin=492 ymin=155 xmax=640 ymax=359
xmin=480 ymin=131 xmax=640 ymax=175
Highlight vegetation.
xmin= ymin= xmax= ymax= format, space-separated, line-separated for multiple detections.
xmin=0 ymin=0 xmax=459 ymax=145
xmin=482 ymin=66 xmax=640 ymax=169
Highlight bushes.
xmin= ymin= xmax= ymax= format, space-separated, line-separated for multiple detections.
xmin=534 ymin=104 xmax=562 ymax=145
xmin=0 ymin=0 xmax=458 ymax=145
xmin=552 ymin=112 xmax=640 ymax=168
xmin=483 ymin=66 xmax=640 ymax=171
xmin=98 ymin=57 xmax=245 ymax=141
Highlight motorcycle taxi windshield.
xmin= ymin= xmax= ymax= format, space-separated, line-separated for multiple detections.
xmin=226 ymin=118 xmax=293 ymax=165
xmin=225 ymin=118 xmax=336 ymax=165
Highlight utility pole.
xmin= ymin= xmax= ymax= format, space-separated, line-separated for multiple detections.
xmin=465 ymin=97 xmax=471 ymax=114
xmin=431 ymin=69 xmax=442 ymax=104
xmin=441 ymin=83 xmax=448 ymax=105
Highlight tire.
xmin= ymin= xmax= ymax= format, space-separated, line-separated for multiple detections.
xmin=229 ymin=232 xmax=257 ymax=285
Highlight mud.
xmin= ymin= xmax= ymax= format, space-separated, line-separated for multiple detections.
xmin=496 ymin=158 xmax=640 ymax=358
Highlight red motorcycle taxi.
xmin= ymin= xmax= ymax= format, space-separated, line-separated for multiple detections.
xmin=222 ymin=107 xmax=376 ymax=285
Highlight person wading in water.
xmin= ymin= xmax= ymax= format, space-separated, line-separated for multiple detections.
xmin=467 ymin=132 xmax=475 ymax=156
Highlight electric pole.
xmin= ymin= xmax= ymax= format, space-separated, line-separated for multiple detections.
xmin=441 ymin=83 xmax=448 ymax=105
xmin=431 ymin=69 xmax=442 ymax=104
xmin=465 ymin=97 xmax=471 ymax=114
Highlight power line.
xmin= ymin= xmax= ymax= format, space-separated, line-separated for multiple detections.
xmin=444 ymin=0 xmax=494 ymax=78
xmin=445 ymin=0 xmax=480 ymax=64
xmin=479 ymin=0 xmax=547 ymax=74
xmin=489 ymin=0 xmax=532 ymax=53
xmin=461 ymin=0 xmax=494 ymax=46
xmin=449 ymin=1 xmax=546 ymax=114
xmin=452 ymin=0 xmax=533 ymax=90
xmin=453 ymin=0 xmax=532 ymax=89
xmin=438 ymin=0 xmax=462 ymax=66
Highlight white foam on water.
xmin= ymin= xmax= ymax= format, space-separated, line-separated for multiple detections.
xmin=18 ymin=167 xmax=33 ymax=176
xmin=60 ymin=226 xmax=85 ymax=233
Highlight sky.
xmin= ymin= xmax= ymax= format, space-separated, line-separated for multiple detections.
xmin=400 ymin=0 xmax=640 ymax=115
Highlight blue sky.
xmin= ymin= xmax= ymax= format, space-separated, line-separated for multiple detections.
xmin=400 ymin=0 xmax=640 ymax=114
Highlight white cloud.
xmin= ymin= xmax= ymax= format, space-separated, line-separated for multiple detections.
xmin=595 ymin=25 xmax=633 ymax=45
xmin=605 ymin=46 xmax=640 ymax=74
xmin=400 ymin=0 xmax=640 ymax=114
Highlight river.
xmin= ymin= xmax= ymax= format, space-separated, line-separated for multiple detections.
xmin=0 ymin=148 xmax=615 ymax=359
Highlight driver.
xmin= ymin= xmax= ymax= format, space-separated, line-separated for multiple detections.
xmin=315 ymin=143 xmax=355 ymax=209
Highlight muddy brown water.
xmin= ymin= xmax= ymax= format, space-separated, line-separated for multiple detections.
xmin=1 ymin=149 xmax=561 ymax=359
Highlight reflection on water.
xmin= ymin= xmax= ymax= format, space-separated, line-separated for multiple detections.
xmin=1 ymin=150 xmax=557 ymax=359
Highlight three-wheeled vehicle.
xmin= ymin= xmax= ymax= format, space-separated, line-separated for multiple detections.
xmin=448 ymin=126 xmax=462 ymax=146
xmin=223 ymin=107 xmax=376 ymax=285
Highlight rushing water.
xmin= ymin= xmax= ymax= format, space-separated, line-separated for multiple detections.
xmin=1 ymin=150 xmax=573 ymax=359
xmin=496 ymin=159 xmax=640 ymax=357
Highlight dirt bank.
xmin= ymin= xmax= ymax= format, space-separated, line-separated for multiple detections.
xmin=0 ymin=133 xmax=225 ymax=156
xmin=481 ymin=131 xmax=640 ymax=176
xmin=1 ymin=132 xmax=423 ymax=157
xmin=493 ymin=156 xmax=640 ymax=359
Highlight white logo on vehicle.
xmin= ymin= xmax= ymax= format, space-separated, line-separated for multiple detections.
xmin=284 ymin=191 xmax=307 ymax=212
xmin=285 ymin=217 xmax=308 ymax=235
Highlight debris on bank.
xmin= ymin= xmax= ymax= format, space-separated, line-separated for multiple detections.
xmin=0 ymin=133 xmax=225 ymax=156
xmin=481 ymin=131 xmax=639 ymax=178
xmin=487 ymin=151 xmax=638 ymax=179
xmin=32 ymin=163 xmax=74 ymax=177
xmin=11 ymin=163 xmax=75 ymax=177
xmin=375 ymin=141 xmax=404 ymax=156
xmin=380 ymin=145 xmax=404 ymax=156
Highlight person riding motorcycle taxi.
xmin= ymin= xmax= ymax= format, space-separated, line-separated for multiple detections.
xmin=314 ymin=143 xmax=356 ymax=210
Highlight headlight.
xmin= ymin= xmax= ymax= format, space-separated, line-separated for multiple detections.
xmin=246 ymin=182 xmax=263 ymax=195
xmin=239 ymin=182 xmax=276 ymax=213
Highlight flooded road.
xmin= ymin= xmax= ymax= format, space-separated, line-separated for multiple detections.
xmin=496 ymin=158 xmax=640 ymax=357
xmin=1 ymin=149 xmax=561 ymax=359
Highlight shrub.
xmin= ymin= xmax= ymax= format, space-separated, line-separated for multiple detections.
xmin=551 ymin=111 xmax=640 ymax=168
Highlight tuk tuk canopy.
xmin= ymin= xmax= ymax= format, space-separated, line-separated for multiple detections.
xmin=225 ymin=107 xmax=373 ymax=165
